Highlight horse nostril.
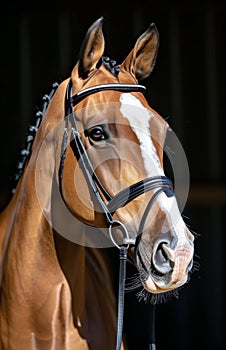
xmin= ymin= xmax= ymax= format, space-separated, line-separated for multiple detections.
xmin=152 ymin=242 xmax=174 ymax=275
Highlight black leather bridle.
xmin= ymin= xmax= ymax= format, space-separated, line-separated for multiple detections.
xmin=59 ymin=78 xmax=174 ymax=350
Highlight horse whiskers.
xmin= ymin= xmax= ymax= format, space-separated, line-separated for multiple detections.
xmin=184 ymin=222 xmax=200 ymax=238
xmin=191 ymin=259 xmax=200 ymax=273
xmin=125 ymin=273 xmax=143 ymax=292
xmin=182 ymin=213 xmax=190 ymax=220
xmin=126 ymin=255 xmax=136 ymax=267
xmin=182 ymin=215 xmax=200 ymax=239
xmin=136 ymin=287 xmax=180 ymax=305
xmin=125 ymin=268 xmax=183 ymax=305
xmin=190 ymin=228 xmax=200 ymax=238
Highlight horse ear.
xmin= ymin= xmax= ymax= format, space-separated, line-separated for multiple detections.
xmin=120 ymin=23 xmax=159 ymax=81
xmin=75 ymin=17 xmax=105 ymax=79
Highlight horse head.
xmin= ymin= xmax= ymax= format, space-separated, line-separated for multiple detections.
xmin=32 ymin=17 xmax=194 ymax=298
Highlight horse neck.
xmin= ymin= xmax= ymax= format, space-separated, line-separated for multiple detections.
xmin=0 ymin=156 xmax=118 ymax=341
xmin=0 ymin=116 xmax=83 ymax=296
xmin=0 ymin=179 xmax=85 ymax=328
xmin=0 ymin=174 xmax=65 ymax=282
xmin=0 ymin=197 xmax=119 ymax=348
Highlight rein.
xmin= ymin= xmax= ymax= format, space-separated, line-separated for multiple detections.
xmin=59 ymin=78 xmax=174 ymax=350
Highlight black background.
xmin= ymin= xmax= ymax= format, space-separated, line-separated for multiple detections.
xmin=0 ymin=1 xmax=225 ymax=349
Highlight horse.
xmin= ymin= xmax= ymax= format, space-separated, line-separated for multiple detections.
xmin=0 ymin=17 xmax=194 ymax=350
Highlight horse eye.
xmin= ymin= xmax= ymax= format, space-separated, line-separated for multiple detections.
xmin=87 ymin=125 xmax=109 ymax=142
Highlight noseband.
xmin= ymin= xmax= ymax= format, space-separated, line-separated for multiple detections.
xmin=59 ymin=78 xmax=174 ymax=350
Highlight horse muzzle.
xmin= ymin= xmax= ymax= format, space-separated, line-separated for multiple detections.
xmin=137 ymin=239 xmax=194 ymax=293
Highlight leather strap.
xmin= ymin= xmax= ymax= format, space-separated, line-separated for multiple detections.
xmin=67 ymin=83 xmax=146 ymax=106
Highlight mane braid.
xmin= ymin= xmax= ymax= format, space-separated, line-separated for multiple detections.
xmin=12 ymin=82 xmax=59 ymax=193
xmin=102 ymin=56 xmax=120 ymax=77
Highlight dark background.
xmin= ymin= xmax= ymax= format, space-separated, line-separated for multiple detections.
xmin=0 ymin=1 xmax=225 ymax=349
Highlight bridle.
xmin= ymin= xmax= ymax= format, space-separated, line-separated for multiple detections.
xmin=59 ymin=78 xmax=174 ymax=350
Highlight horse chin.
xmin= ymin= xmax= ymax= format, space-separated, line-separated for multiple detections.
xmin=143 ymin=274 xmax=188 ymax=294
xmin=132 ymin=240 xmax=194 ymax=296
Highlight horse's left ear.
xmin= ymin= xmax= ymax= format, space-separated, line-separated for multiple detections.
xmin=120 ymin=23 xmax=159 ymax=81
xmin=72 ymin=17 xmax=105 ymax=79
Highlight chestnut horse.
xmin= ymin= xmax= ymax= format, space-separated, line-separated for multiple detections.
xmin=0 ymin=18 xmax=194 ymax=350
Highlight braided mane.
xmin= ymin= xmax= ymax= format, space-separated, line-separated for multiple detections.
xmin=102 ymin=56 xmax=120 ymax=77
xmin=12 ymin=82 xmax=59 ymax=193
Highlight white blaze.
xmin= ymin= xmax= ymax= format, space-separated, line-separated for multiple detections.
xmin=120 ymin=93 xmax=189 ymax=238
xmin=119 ymin=93 xmax=163 ymax=176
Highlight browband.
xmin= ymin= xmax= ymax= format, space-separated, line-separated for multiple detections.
xmin=67 ymin=83 xmax=146 ymax=106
